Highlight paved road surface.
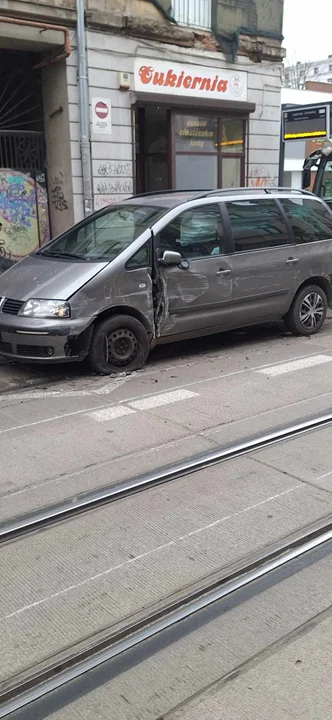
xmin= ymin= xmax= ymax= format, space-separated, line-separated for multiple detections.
xmin=1 ymin=318 xmax=332 ymax=718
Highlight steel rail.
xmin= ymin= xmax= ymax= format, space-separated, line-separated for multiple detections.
xmin=2 ymin=409 xmax=332 ymax=544
xmin=1 ymin=514 xmax=332 ymax=718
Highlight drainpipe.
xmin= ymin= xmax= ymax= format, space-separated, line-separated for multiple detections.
xmin=76 ymin=0 xmax=93 ymax=216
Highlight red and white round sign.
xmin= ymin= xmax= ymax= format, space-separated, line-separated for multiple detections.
xmin=95 ymin=101 xmax=109 ymax=119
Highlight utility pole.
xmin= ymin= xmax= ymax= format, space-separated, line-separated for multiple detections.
xmin=76 ymin=0 xmax=93 ymax=216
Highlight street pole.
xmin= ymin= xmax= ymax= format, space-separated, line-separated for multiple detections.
xmin=76 ymin=0 xmax=93 ymax=216
xmin=278 ymin=104 xmax=286 ymax=187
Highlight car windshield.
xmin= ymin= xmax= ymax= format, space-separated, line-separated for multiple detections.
xmin=38 ymin=204 xmax=165 ymax=261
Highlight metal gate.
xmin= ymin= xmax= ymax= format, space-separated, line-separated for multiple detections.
xmin=0 ymin=49 xmax=51 ymax=272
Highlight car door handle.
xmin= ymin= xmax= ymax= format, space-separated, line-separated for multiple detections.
xmin=216 ymin=268 xmax=231 ymax=275
xmin=286 ymin=257 xmax=299 ymax=265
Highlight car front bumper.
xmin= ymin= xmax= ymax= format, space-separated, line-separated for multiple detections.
xmin=0 ymin=315 xmax=93 ymax=363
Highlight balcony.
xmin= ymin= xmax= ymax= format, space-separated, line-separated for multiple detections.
xmin=171 ymin=0 xmax=212 ymax=30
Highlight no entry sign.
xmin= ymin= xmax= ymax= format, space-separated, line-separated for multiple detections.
xmin=95 ymin=101 xmax=109 ymax=119
xmin=92 ymin=97 xmax=112 ymax=135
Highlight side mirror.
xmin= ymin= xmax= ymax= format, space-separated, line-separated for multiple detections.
xmin=302 ymin=168 xmax=311 ymax=189
xmin=161 ymin=250 xmax=182 ymax=266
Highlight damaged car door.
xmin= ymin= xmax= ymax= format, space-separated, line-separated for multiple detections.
xmin=154 ymin=203 xmax=233 ymax=338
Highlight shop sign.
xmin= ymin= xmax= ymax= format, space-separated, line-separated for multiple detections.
xmin=134 ymin=58 xmax=247 ymax=102
xmin=92 ymin=97 xmax=112 ymax=135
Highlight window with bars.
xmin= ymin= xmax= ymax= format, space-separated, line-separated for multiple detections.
xmin=171 ymin=0 xmax=212 ymax=29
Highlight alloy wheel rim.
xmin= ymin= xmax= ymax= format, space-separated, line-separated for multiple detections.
xmin=300 ymin=292 xmax=324 ymax=329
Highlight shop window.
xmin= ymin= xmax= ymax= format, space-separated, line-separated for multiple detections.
xmin=176 ymin=155 xmax=218 ymax=190
xmin=174 ymin=115 xmax=217 ymax=153
xmin=221 ymin=120 xmax=244 ymax=154
xmin=221 ymin=158 xmax=242 ymax=189
xmin=174 ymin=114 xmax=245 ymax=191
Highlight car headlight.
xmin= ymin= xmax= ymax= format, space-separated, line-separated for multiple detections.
xmin=20 ymin=299 xmax=70 ymax=318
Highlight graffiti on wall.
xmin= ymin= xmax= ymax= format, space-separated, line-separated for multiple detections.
xmin=249 ymin=166 xmax=278 ymax=188
xmin=51 ymin=172 xmax=68 ymax=211
xmin=0 ymin=170 xmax=50 ymax=265
xmin=96 ymin=179 xmax=133 ymax=195
xmin=96 ymin=161 xmax=132 ymax=177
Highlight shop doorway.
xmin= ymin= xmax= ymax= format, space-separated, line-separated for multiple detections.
xmin=135 ymin=105 xmax=170 ymax=194
xmin=0 ymin=49 xmax=50 ymax=272
xmin=135 ymin=105 xmax=246 ymax=194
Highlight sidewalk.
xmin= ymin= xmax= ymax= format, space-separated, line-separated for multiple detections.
xmin=1 ymin=310 xmax=332 ymax=395
xmin=0 ymin=358 xmax=83 ymax=395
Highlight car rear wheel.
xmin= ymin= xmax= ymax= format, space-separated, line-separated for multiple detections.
xmin=88 ymin=315 xmax=150 ymax=374
xmin=285 ymin=284 xmax=327 ymax=336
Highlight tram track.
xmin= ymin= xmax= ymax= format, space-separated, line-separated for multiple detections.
xmin=2 ymin=408 xmax=332 ymax=545
xmin=1 ymin=512 xmax=332 ymax=718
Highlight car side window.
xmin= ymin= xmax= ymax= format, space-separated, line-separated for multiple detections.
xmin=226 ymin=199 xmax=290 ymax=252
xmin=126 ymin=242 xmax=150 ymax=269
xmin=280 ymin=198 xmax=332 ymax=243
xmin=157 ymin=204 xmax=224 ymax=260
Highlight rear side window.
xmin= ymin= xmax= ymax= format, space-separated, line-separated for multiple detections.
xmin=226 ymin=199 xmax=290 ymax=252
xmin=280 ymin=198 xmax=332 ymax=243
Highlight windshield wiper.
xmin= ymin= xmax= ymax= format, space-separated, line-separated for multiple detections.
xmin=37 ymin=250 xmax=87 ymax=260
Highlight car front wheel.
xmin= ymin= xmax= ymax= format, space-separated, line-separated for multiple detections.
xmin=285 ymin=284 xmax=327 ymax=336
xmin=88 ymin=315 xmax=150 ymax=374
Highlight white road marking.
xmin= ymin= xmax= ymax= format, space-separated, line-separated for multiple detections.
xmin=0 ymin=375 xmax=132 ymax=402
xmin=129 ymin=388 xmax=198 ymax=411
xmin=86 ymin=389 xmax=199 ymax=422
xmin=2 ymin=350 xmax=332 ymax=435
xmin=0 ymin=390 xmax=93 ymax=401
xmin=257 ymin=355 xmax=332 ymax=377
xmin=87 ymin=406 xmax=136 ymax=422
xmin=314 ymin=470 xmax=332 ymax=483
xmin=1 ymin=349 xmax=332 ymax=406
xmin=1 ymin=486 xmax=301 ymax=622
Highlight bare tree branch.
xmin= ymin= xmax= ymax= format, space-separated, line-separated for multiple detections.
xmin=282 ymin=58 xmax=326 ymax=90
xmin=282 ymin=60 xmax=315 ymax=89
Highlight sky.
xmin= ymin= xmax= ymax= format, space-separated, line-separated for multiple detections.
xmin=282 ymin=0 xmax=331 ymax=63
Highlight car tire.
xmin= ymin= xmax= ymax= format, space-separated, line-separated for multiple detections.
xmin=284 ymin=284 xmax=327 ymax=336
xmin=88 ymin=315 xmax=150 ymax=375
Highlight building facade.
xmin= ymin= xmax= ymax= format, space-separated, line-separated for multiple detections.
xmin=0 ymin=0 xmax=285 ymax=273
xmin=283 ymin=56 xmax=332 ymax=90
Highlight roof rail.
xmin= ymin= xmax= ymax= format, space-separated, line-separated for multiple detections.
xmin=199 ymin=186 xmax=315 ymax=198
xmin=128 ymin=187 xmax=316 ymax=202
xmin=262 ymin=187 xmax=315 ymax=196
xmin=128 ymin=189 xmax=208 ymax=199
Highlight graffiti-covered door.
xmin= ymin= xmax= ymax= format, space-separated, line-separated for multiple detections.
xmin=0 ymin=132 xmax=50 ymax=272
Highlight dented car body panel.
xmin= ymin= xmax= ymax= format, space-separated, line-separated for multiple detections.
xmin=0 ymin=190 xmax=332 ymax=365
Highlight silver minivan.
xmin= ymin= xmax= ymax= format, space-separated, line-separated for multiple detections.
xmin=1 ymin=188 xmax=332 ymax=374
